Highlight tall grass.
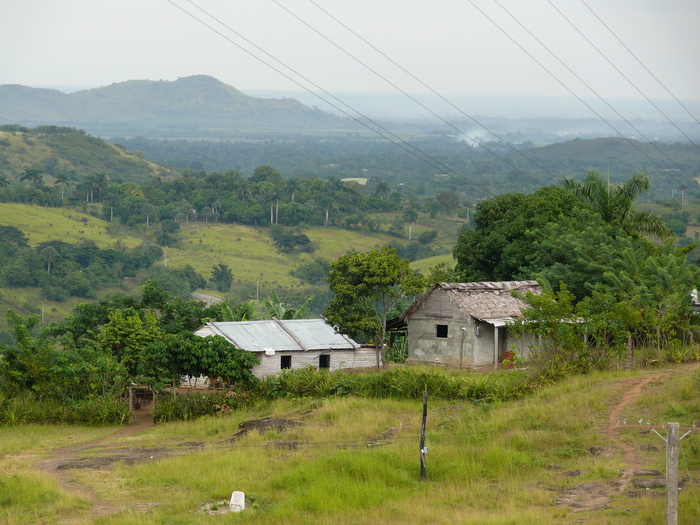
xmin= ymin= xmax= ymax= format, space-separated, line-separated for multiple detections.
xmin=0 ymin=395 xmax=130 ymax=426
xmin=5 ymin=367 xmax=700 ymax=524
xmin=153 ymin=367 xmax=531 ymax=423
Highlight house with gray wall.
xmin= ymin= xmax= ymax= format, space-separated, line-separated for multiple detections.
xmin=194 ymin=318 xmax=375 ymax=379
xmin=401 ymin=281 xmax=541 ymax=369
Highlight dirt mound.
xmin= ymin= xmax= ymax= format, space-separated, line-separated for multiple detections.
xmin=557 ymin=481 xmax=615 ymax=511
xmin=55 ymin=448 xmax=168 ymax=470
xmin=232 ymin=417 xmax=302 ymax=438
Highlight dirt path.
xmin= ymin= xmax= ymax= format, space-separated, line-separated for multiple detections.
xmin=191 ymin=292 xmax=223 ymax=306
xmin=557 ymin=371 xmax=670 ymax=512
xmin=34 ymin=409 xmax=155 ymax=521
xmin=604 ymin=373 xmax=669 ymax=492
xmin=606 ymin=375 xmax=665 ymax=463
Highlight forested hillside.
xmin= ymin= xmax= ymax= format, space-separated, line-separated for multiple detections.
xmin=0 ymin=125 xmax=172 ymax=184
xmin=115 ymin=134 xmax=700 ymax=202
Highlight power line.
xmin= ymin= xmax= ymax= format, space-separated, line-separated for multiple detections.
xmin=548 ymin=0 xmax=700 ymax=151
xmin=469 ymin=0 xmax=697 ymax=189
xmin=491 ymin=0 xmax=698 ymax=186
xmin=579 ymin=0 xmax=700 ymax=132
xmin=274 ymin=0 xmax=555 ymax=187
xmin=167 ymin=0 xmax=496 ymax=199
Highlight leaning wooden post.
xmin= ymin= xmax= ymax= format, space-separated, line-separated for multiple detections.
xmin=666 ymin=422 xmax=679 ymax=525
xmin=420 ymin=389 xmax=428 ymax=481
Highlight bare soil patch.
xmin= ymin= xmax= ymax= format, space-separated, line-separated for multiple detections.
xmin=33 ymin=408 xmax=159 ymax=520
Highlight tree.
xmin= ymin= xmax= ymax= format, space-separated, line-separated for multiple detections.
xmin=20 ymin=168 xmax=43 ymax=187
xmin=562 ymin=171 xmax=672 ymax=239
xmin=210 ymin=263 xmax=233 ymax=293
xmin=453 ymin=186 xmax=581 ymax=282
xmin=374 ymin=181 xmax=389 ymax=200
xmin=285 ymin=178 xmax=301 ymax=203
xmin=402 ymin=202 xmax=419 ymax=240
xmin=93 ymin=172 xmax=108 ymax=202
xmin=325 ymin=247 xmax=425 ymax=369
xmin=263 ymin=290 xmax=313 ymax=320
xmin=42 ymin=245 xmax=58 ymax=274
xmin=436 ymin=191 xmax=458 ymax=216
xmin=54 ymin=171 xmax=70 ymax=201
xmin=142 ymin=203 xmax=157 ymax=230
xmin=220 ymin=301 xmax=255 ymax=322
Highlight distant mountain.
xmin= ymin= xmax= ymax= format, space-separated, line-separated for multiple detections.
xmin=0 ymin=76 xmax=358 ymax=137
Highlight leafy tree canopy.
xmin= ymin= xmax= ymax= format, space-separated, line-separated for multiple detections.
xmin=324 ymin=246 xmax=425 ymax=367
xmin=453 ymin=186 xmax=581 ymax=282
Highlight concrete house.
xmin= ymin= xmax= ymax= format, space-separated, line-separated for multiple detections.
xmin=194 ymin=318 xmax=375 ymax=379
xmin=401 ymin=281 xmax=541 ymax=368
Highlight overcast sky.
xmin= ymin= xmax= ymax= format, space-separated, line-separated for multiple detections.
xmin=2 ymin=0 xmax=698 ymax=112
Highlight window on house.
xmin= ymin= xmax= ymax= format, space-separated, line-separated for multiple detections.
xmin=319 ymin=354 xmax=330 ymax=369
xmin=436 ymin=324 xmax=448 ymax=338
xmin=281 ymin=355 xmax=292 ymax=369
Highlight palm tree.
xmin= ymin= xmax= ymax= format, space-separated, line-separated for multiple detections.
xmin=374 ymin=181 xmax=389 ymax=199
xmin=285 ymin=178 xmax=301 ymax=203
xmin=54 ymin=172 xmax=70 ymax=201
xmin=0 ymin=174 xmax=9 ymax=189
xmin=93 ymin=172 xmax=108 ymax=202
xmin=562 ymin=171 xmax=671 ymax=239
xmin=142 ymin=203 xmax=157 ymax=230
xmin=20 ymin=168 xmax=43 ymax=187
xmin=42 ymin=245 xmax=58 ymax=274
xmin=403 ymin=202 xmax=419 ymax=240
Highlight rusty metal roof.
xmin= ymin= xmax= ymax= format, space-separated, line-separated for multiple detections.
xmin=199 ymin=318 xmax=360 ymax=353
xmin=402 ymin=281 xmax=541 ymax=321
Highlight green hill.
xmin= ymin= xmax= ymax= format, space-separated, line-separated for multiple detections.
xmin=0 ymin=203 xmax=457 ymax=327
xmin=0 ymin=76 xmax=357 ymax=137
xmin=0 ymin=125 xmax=173 ymax=183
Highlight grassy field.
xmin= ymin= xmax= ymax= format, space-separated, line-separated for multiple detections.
xmin=2 ymin=365 xmax=698 ymax=524
xmin=0 ymin=202 xmax=460 ymax=325
xmin=0 ymin=203 xmax=143 ymax=249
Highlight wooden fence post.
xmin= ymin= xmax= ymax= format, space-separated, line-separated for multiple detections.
xmin=420 ymin=389 xmax=427 ymax=481
xmin=666 ymin=422 xmax=679 ymax=525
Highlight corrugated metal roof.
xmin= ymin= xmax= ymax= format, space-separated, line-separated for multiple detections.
xmin=199 ymin=318 xmax=360 ymax=353
xmin=402 ymin=281 xmax=541 ymax=321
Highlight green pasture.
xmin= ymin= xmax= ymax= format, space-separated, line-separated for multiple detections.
xmin=0 ymin=203 xmax=142 ymax=249
xmin=2 ymin=365 xmax=698 ymax=524
xmin=165 ymin=223 xmax=404 ymax=285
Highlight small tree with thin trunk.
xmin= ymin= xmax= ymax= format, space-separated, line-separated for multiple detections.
xmin=324 ymin=247 xmax=425 ymax=369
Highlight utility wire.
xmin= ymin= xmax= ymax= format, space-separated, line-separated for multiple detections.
xmin=548 ymin=0 xmax=700 ymax=151
xmin=275 ymin=0 xmax=554 ymax=186
xmin=468 ymin=0 xmax=695 ymax=188
xmin=168 ymin=0 xmax=496 ymax=199
xmin=680 ymin=439 xmax=700 ymax=518
xmin=579 ymin=0 xmax=700 ymax=131
xmin=486 ymin=0 xmax=697 ymax=188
